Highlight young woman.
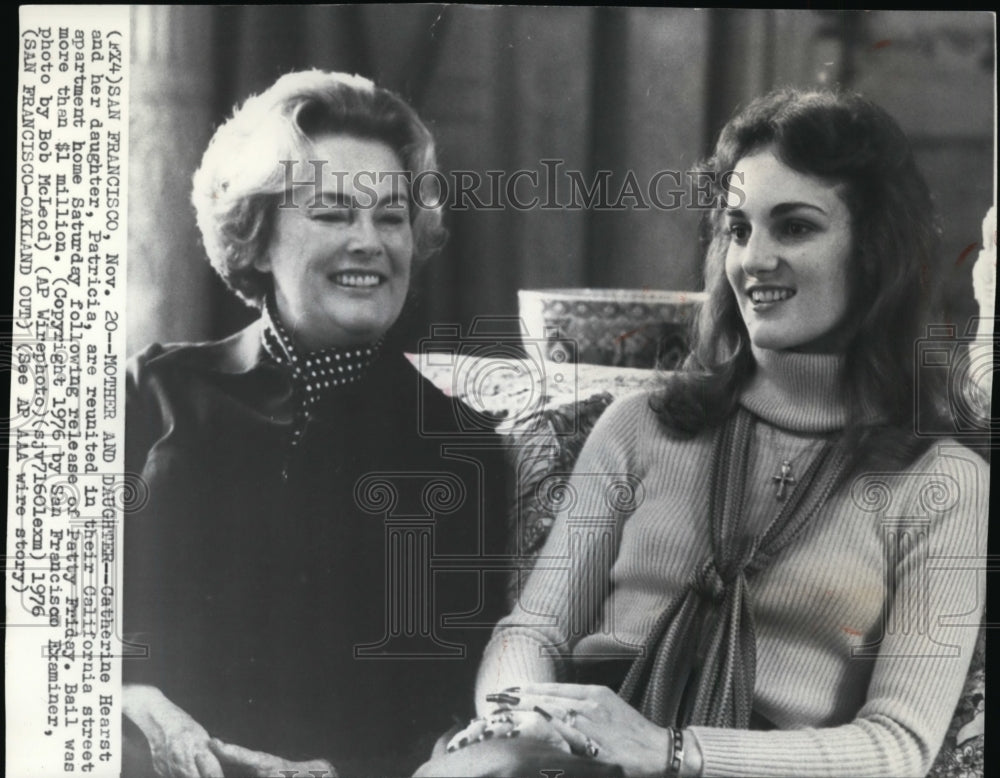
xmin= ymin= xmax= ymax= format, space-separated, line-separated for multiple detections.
xmin=447 ymin=89 xmax=989 ymax=778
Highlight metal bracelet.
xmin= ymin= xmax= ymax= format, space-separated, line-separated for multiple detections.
xmin=668 ymin=727 xmax=684 ymax=777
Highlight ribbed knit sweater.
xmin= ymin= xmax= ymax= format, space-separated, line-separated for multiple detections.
xmin=477 ymin=347 xmax=987 ymax=777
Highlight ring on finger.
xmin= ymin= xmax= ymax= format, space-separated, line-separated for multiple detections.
xmin=584 ymin=737 xmax=599 ymax=759
xmin=565 ymin=709 xmax=578 ymax=728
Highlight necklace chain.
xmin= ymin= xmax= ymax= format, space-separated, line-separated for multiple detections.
xmin=762 ymin=427 xmax=825 ymax=501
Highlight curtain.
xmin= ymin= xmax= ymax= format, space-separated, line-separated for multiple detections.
xmin=127 ymin=7 xmax=995 ymax=355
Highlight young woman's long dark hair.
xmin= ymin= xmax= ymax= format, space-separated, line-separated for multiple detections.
xmin=653 ymin=89 xmax=949 ymax=468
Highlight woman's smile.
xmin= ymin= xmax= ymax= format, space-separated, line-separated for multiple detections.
xmin=330 ymin=271 xmax=386 ymax=289
xmin=747 ymin=285 xmax=796 ymax=307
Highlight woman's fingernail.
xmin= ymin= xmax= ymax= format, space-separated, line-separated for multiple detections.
xmin=504 ymin=686 xmax=521 ymax=693
xmin=533 ymin=706 xmax=553 ymax=721
xmin=485 ymin=693 xmax=520 ymax=705
xmin=447 ymin=745 xmax=456 ymax=753
xmin=483 ymin=730 xmax=494 ymax=740
xmin=459 ymin=737 xmax=468 ymax=748
xmin=490 ymin=707 xmax=510 ymax=715
xmin=508 ymin=729 xmax=521 ymax=738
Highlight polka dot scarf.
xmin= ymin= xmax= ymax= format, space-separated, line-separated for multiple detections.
xmin=260 ymin=296 xmax=383 ymax=453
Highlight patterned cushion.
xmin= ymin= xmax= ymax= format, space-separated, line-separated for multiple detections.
xmin=505 ymin=394 xmax=984 ymax=778
xmin=505 ymin=392 xmax=614 ymax=603
xmin=927 ymin=626 xmax=985 ymax=778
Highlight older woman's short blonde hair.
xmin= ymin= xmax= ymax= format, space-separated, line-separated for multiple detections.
xmin=192 ymin=70 xmax=446 ymax=306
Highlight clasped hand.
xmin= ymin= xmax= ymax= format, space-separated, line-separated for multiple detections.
xmin=149 ymin=729 xmax=335 ymax=778
xmin=447 ymin=682 xmax=670 ymax=778
xmin=125 ymin=684 xmax=336 ymax=778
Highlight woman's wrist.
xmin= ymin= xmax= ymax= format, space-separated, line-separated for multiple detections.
xmin=681 ymin=729 xmax=703 ymax=777
xmin=123 ymin=684 xmax=164 ymax=727
xmin=122 ymin=684 xmax=184 ymax=748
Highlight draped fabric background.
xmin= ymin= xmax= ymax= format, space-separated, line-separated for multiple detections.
xmin=127 ymin=7 xmax=995 ymax=356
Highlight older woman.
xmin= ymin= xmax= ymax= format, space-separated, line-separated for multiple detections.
xmin=443 ymin=89 xmax=989 ymax=777
xmin=122 ymin=71 xmax=507 ymax=778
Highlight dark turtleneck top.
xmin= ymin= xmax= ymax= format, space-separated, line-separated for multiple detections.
xmin=123 ymin=318 xmax=509 ymax=776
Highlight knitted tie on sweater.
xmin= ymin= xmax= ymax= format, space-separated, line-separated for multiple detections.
xmin=618 ymin=407 xmax=852 ymax=728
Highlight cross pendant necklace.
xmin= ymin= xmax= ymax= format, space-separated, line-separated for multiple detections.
xmin=772 ymin=459 xmax=796 ymax=501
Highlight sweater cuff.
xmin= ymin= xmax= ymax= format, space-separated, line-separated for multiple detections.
xmin=686 ymin=723 xmax=918 ymax=778
xmin=476 ymin=633 xmax=561 ymax=713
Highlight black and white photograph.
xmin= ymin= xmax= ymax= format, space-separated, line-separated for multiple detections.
xmin=8 ymin=7 xmax=996 ymax=778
